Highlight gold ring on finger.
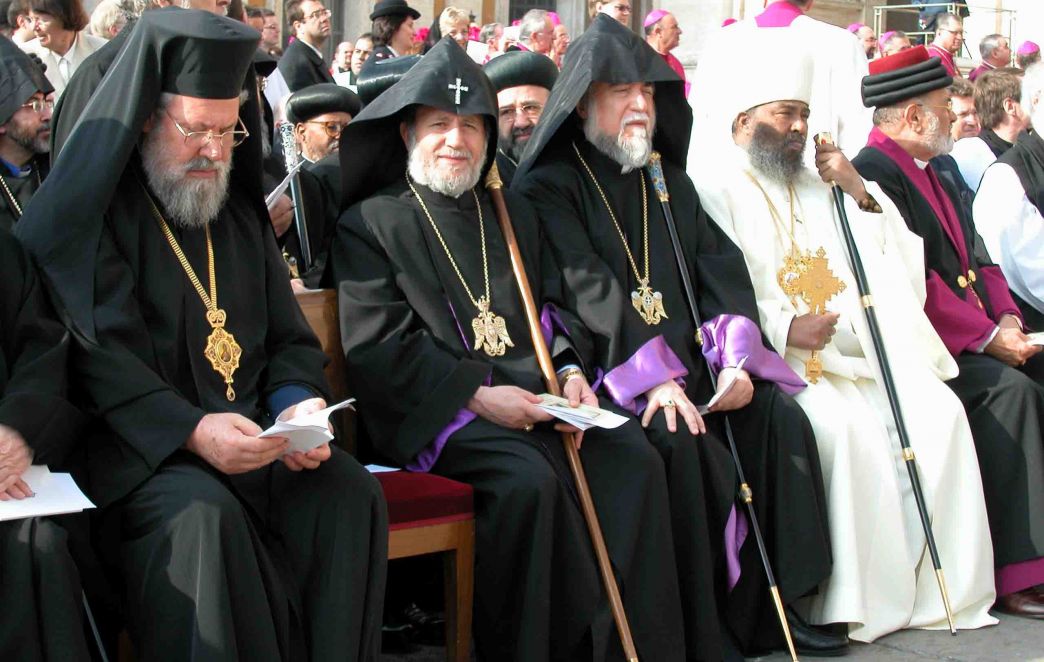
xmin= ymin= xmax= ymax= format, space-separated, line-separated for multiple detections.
xmin=523 ymin=423 xmax=534 ymax=432
xmin=664 ymin=400 xmax=676 ymax=409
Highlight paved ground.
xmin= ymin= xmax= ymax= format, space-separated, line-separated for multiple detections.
xmin=381 ymin=613 xmax=1044 ymax=661
xmin=756 ymin=613 xmax=1043 ymax=661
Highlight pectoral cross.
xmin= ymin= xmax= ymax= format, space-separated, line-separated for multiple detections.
xmin=448 ymin=78 xmax=469 ymax=105
xmin=778 ymin=247 xmax=846 ymax=384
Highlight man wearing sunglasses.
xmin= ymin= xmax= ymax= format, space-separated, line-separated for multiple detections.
xmin=0 ymin=34 xmax=52 ymax=231
xmin=278 ymin=0 xmax=334 ymax=92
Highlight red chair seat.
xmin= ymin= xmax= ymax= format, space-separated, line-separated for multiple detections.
xmin=376 ymin=472 xmax=474 ymax=531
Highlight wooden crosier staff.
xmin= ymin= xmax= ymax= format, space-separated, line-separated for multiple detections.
xmin=484 ymin=164 xmax=640 ymax=662
xmin=815 ymin=132 xmax=957 ymax=634
xmin=645 ymin=152 xmax=799 ymax=662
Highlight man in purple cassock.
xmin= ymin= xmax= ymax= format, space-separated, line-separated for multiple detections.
xmin=515 ymin=15 xmax=840 ymax=660
xmin=854 ymin=46 xmax=1044 ymax=619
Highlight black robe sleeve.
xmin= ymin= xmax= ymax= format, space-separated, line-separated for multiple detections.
xmin=333 ymin=204 xmax=490 ymax=466
xmin=0 ymin=231 xmax=82 ymax=466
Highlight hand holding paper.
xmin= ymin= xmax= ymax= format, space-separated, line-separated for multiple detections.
xmin=261 ymin=398 xmax=355 ymax=455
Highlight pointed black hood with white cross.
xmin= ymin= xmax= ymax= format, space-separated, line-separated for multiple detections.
xmin=338 ymin=37 xmax=499 ymax=211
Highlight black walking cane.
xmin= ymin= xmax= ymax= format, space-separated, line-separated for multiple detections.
xmin=814 ymin=133 xmax=957 ymax=634
xmin=279 ymin=122 xmax=313 ymax=269
xmin=645 ymin=152 xmax=799 ymax=661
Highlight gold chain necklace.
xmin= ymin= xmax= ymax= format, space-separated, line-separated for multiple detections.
xmin=0 ymin=167 xmax=40 ymax=218
xmin=144 ymin=193 xmax=242 ymax=401
xmin=406 ymin=177 xmax=514 ymax=357
xmin=572 ymin=142 xmax=667 ymax=325
xmin=744 ymin=173 xmax=846 ymax=384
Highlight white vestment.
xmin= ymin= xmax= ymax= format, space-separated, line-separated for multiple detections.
xmin=974 ymin=162 xmax=1044 ymax=315
xmin=693 ymin=149 xmax=997 ymax=642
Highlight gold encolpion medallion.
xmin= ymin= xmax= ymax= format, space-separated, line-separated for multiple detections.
xmin=632 ymin=279 xmax=668 ymax=325
xmin=472 ymin=297 xmax=513 ymax=357
xmin=203 ymin=309 xmax=242 ymax=401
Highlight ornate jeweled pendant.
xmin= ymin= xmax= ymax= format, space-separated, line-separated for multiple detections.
xmin=472 ymin=297 xmax=514 ymax=357
xmin=632 ymin=279 xmax=668 ymax=325
xmin=203 ymin=308 xmax=242 ymax=401
xmin=776 ymin=247 xmax=846 ymax=385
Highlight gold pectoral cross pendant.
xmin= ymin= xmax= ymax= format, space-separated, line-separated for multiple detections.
xmin=203 ymin=309 xmax=243 ymax=401
xmin=472 ymin=297 xmax=514 ymax=357
xmin=777 ymin=247 xmax=846 ymax=385
xmin=632 ymin=279 xmax=668 ymax=325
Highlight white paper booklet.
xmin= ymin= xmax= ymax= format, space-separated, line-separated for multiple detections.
xmin=260 ymin=398 xmax=356 ymax=454
xmin=536 ymin=394 xmax=630 ymax=431
xmin=1027 ymin=331 xmax=1044 ymax=346
xmin=0 ymin=465 xmax=95 ymax=522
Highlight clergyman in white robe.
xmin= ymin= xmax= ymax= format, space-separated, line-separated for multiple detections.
xmin=694 ymin=145 xmax=997 ymax=643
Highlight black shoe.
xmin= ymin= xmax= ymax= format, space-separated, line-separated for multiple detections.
xmin=785 ymin=607 xmax=850 ymax=657
xmin=401 ymin=602 xmax=446 ymax=646
xmin=380 ymin=622 xmax=418 ymax=654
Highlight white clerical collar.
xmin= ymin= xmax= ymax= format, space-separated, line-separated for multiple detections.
xmin=387 ymin=45 xmax=400 ymax=57
xmin=914 ymin=158 xmax=930 ymax=170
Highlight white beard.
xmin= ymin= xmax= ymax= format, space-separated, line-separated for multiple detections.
xmin=582 ymin=103 xmax=655 ymax=173
xmin=406 ymin=133 xmax=487 ymax=198
xmin=141 ymin=131 xmax=231 ymax=229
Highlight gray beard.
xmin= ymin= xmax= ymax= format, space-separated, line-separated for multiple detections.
xmin=406 ymin=133 xmax=487 ymax=199
xmin=924 ymin=111 xmax=955 ymax=156
xmin=7 ymin=119 xmax=49 ymax=156
xmin=746 ymin=124 xmax=805 ymax=188
xmin=141 ymin=130 xmax=231 ymax=229
xmin=582 ymin=103 xmax=654 ymax=173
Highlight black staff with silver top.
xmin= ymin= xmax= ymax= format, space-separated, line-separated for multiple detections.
xmin=279 ymin=122 xmax=313 ymax=269
xmin=645 ymin=151 xmax=799 ymax=662
xmin=815 ymin=133 xmax=958 ymax=635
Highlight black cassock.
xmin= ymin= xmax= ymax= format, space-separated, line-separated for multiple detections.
xmin=518 ymin=140 xmax=832 ymax=658
xmin=0 ymin=229 xmax=90 ymax=661
xmin=0 ymin=157 xmax=45 ymax=232
xmin=332 ymin=179 xmax=687 ymax=661
xmin=69 ymin=171 xmax=387 ymax=662
xmin=855 ymin=145 xmax=1044 ymax=580
xmin=278 ymin=39 xmax=335 ymax=93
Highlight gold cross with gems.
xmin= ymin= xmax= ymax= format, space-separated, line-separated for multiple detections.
xmin=778 ymin=247 xmax=846 ymax=383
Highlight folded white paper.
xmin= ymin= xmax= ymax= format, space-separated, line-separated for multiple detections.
xmin=260 ymin=398 xmax=355 ymax=454
xmin=0 ymin=466 xmax=95 ymax=522
xmin=365 ymin=464 xmax=400 ymax=474
xmin=697 ymin=356 xmax=748 ymax=414
xmin=265 ymin=162 xmax=303 ymax=210
xmin=1027 ymin=331 xmax=1044 ymax=347
xmin=537 ymin=395 xmax=629 ymax=431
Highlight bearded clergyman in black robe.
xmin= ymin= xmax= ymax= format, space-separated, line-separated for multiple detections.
xmin=514 ymin=15 xmax=840 ymax=660
xmin=0 ymin=228 xmax=90 ymax=661
xmin=14 ymin=11 xmax=387 ymax=660
xmin=0 ymin=36 xmax=53 ymax=232
xmin=331 ymin=37 xmax=686 ymax=661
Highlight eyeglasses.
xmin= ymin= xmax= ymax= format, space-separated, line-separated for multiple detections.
xmin=939 ymin=28 xmax=964 ymax=37
xmin=917 ymin=99 xmax=954 ymax=113
xmin=304 ymin=8 xmax=331 ymax=21
xmin=167 ymin=111 xmax=250 ymax=149
xmin=610 ymin=3 xmax=631 ymax=13
xmin=499 ymin=103 xmax=543 ymax=121
xmin=261 ymin=25 xmax=279 ymax=32
xmin=21 ymin=98 xmax=54 ymax=113
xmin=305 ymin=120 xmax=347 ymax=137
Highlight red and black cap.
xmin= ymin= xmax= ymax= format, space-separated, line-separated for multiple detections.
xmin=861 ymin=45 xmax=952 ymax=108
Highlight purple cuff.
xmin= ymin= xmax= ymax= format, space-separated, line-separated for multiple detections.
xmin=407 ymin=408 xmax=477 ymax=472
xmin=700 ymin=314 xmax=806 ymax=395
xmin=996 ymin=556 xmax=1044 ymax=597
xmin=407 ymin=370 xmax=492 ymax=472
xmin=725 ymin=504 xmax=749 ymax=592
xmin=602 ymin=336 xmax=688 ymax=415
xmin=980 ymin=265 xmax=1023 ymax=322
